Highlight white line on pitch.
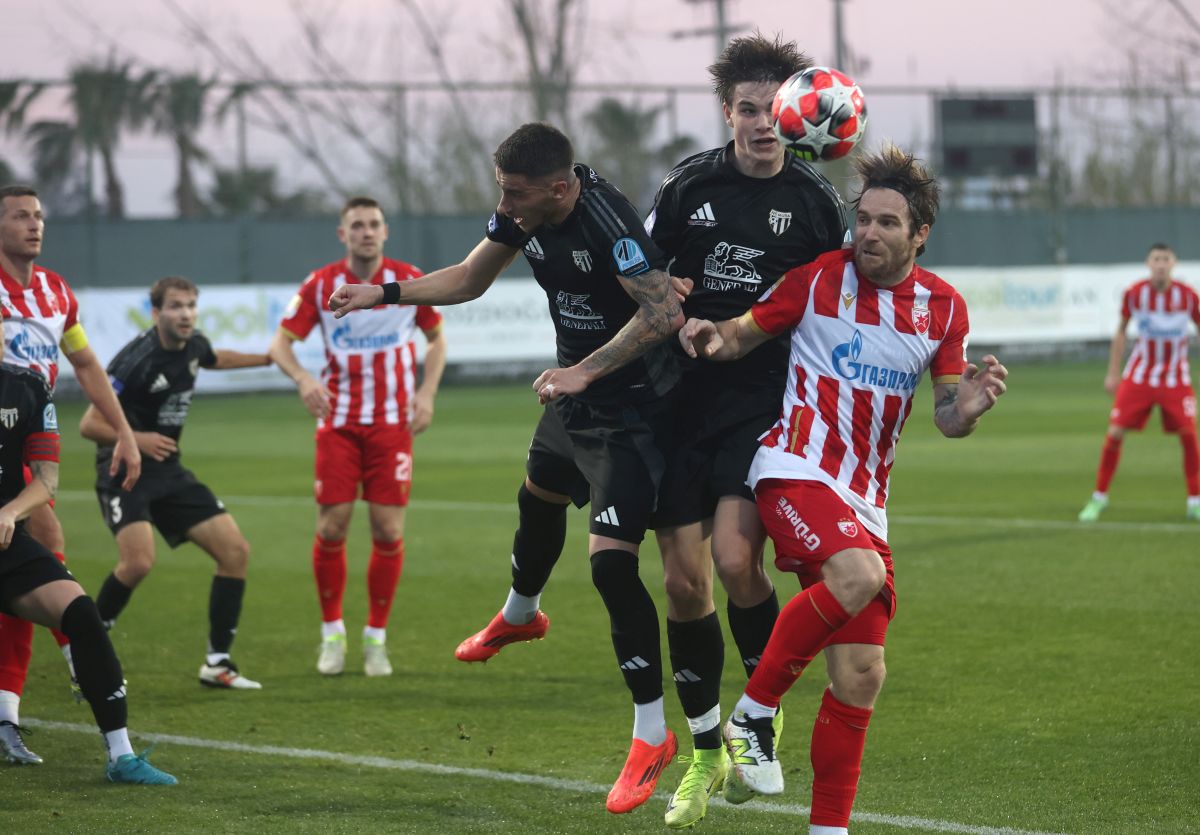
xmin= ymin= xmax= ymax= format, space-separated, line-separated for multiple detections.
xmin=54 ymin=491 xmax=1200 ymax=533
xmin=24 ymin=718 xmax=1067 ymax=835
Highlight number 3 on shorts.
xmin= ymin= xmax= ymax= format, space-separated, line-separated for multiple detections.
xmin=395 ymin=452 xmax=412 ymax=483
xmin=108 ymin=495 xmax=123 ymax=524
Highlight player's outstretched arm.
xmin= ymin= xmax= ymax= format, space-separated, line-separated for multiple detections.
xmin=0 ymin=459 xmax=57 ymax=549
xmin=80 ymin=405 xmax=178 ymax=462
xmin=214 ymin=349 xmax=272 ymax=370
xmin=67 ymin=345 xmax=141 ymax=490
xmin=679 ymin=312 xmax=769 ymax=362
xmin=412 ymin=325 xmax=447 ymax=434
xmin=329 ymin=238 xmax=520 ymax=317
xmin=1104 ymin=318 xmax=1129 ymax=394
xmin=533 ymin=268 xmax=683 ymax=403
xmin=268 ymin=328 xmax=331 ymax=419
xmin=933 ymin=354 xmax=1009 ymax=438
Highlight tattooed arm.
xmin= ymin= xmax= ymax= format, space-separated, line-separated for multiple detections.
xmin=533 ymin=269 xmax=684 ymax=403
xmin=933 ymin=354 xmax=1009 ymax=438
xmin=0 ymin=459 xmax=58 ymax=549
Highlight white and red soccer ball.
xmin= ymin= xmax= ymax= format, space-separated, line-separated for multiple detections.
xmin=771 ymin=67 xmax=867 ymax=162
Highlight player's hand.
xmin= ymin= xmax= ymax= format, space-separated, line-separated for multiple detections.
xmin=134 ymin=431 xmax=178 ymax=462
xmin=329 ymin=284 xmax=384 ymax=318
xmin=298 ymin=374 xmax=332 ymax=419
xmin=678 ymin=318 xmax=722 ymax=359
xmin=671 ymin=276 xmax=694 ymax=304
xmin=957 ymin=354 xmax=1009 ymax=421
xmin=112 ymin=431 xmax=142 ymax=491
xmin=1104 ymin=370 xmax=1120 ymax=394
xmin=0 ymin=509 xmax=16 ymax=549
xmin=411 ymin=391 xmax=435 ymax=434
xmin=533 ymin=366 xmax=590 ymax=404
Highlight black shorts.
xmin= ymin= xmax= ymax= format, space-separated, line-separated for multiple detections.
xmin=526 ymin=392 xmax=676 ymax=544
xmin=95 ymin=460 xmax=227 ymax=548
xmin=654 ymin=371 xmax=783 ymax=528
xmin=0 ymin=526 xmax=75 ymax=615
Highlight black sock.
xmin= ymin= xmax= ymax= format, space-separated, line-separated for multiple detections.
xmin=727 ymin=589 xmax=780 ymax=679
xmin=590 ymin=549 xmax=662 ymax=704
xmin=61 ymin=596 xmax=127 ymax=734
xmin=510 ymin=484 xmax=568 ymax=596
xmin=95 ymin=573 xmax=134 ymax=626
xmin=667 ymin=613 xmax=725 ymax=749
xmin=208 ymin=576 xmax=246 ymax=656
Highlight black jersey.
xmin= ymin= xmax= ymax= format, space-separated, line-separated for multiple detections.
xmin=0 ymin=364 xmax=59 ymax=505
xmin=99 ymin=328 xmax=217 ymax=469
xmin=486 ymin=163 xmax=678 ymax=406
xmin=647 ymin=143 xmax=848 ymax=382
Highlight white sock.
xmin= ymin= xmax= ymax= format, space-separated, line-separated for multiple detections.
xmin=104 ymin=728 xmax=134 ymax=762
xmin=734 ymin=693 xmax=777 ymax=721
xmin=61 ymin=643 xmax=77 ymax=679
xmin=686 ymin=705 xmax=721 ymax=737
xmin=0 ymin=690 xmax=19 ymax=725
xmin=632 ymin=696 xmax=667 ymax=745
xmin=363 ymin=626 xmax=386 ymax=643
xmin=500 ymin=587 xmax=540 ymax=625
xmin=1187 ymin=495 xmax=1200 ymax=508
xmin=1092 ymin=491 xmax=1108 ymax=502
xmin=205 ymin=652 xmax=231 ymax=667
xmin=321 ymin=620 xmax=346 ymax=639
xmin=810 ymin=826 xmax=849 ymax=835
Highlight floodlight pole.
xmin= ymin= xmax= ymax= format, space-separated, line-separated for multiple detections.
xmin=833 ymin=0 xmax=846 ymax=69
xmin=673 ymin=0 xmax=749 ymax=144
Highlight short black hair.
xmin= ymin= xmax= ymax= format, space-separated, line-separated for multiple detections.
xmin=341 ymin=195 xmax=382 ymax=219
xmin=708 ymin=32 xmax=813 ymax=106
xmin=0 ymin=184 xmax=38 ymax=215
xmin=1148 ymin=242 xmax=1174 ymax=255
xmin=150 ymin=276 xmax=199 ymax=309
xmin=493 ymin=123 xmax=574 ymax=179
xmin=854 ymin=145 xmax=940 ymax=257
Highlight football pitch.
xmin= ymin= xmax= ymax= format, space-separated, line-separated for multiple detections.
xmin=5 ymin=359 xmax=1198 ymax=834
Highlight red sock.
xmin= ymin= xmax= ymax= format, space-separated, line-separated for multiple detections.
xmin=49 ymin=552 xmax=71 ymax=648
xmin=0 ymin=614 xmax=33 ymax=695
xmin=745 ymin=582 xmax=852 ymax=708
xmin=810 ymin=688 xmax=874 ymax=828
xmin=1095 ymin=436 xmax=1122 ymax=493
xmin=366 ymin=539 xmax=404 ymax=629
xmin=1181 ymin=433 xmax=1200 ymax=496
xmin=312 ymin=536 xmax=347 ymax=623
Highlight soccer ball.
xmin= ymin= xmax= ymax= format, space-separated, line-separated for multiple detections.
xmin=772 ymin=67 xmax=867 ymax=162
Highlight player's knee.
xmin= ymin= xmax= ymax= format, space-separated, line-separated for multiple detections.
xmin=119 ymin=551 xmax=156 ymax=585
xmin=219 ymin=537 xmax=251 ymax=574
xmin=824 ymin=549 xmax=886 ymax=614
xmin=662 ymin=562 xmax=712 ymax=612
xmin=59 ymin=593 xmax=103 ymax=639
xmin=590 ymin=548 xmax=638 ymax=598
xmin=316 ymin=518 xmax=350 ymax=542
xmin=713 ymin=547 xmax=766 ymax=598
xmin=831 ymin=658 xmax=886 ymax=707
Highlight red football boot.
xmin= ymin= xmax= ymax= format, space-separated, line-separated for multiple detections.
xmin=454 ymin=610 xmax=550 ymax=662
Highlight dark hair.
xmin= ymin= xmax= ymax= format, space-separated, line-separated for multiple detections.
xmin=853 ymin=145 xmax=940 ymax=257
xmin=341 ymin=195 xmax=382 ymax=219
xmin=493 ymin=123 xmax=574 ymax=179
xmin=708 ymin=32 xmax=813 ymax=106
xmin=150 ymin=276 xmax=199 ymax=309
xmin=1148 ymin=242 xmax=1174 ymax=255
xmin=0 ymin=185 xmax=38 ymax=215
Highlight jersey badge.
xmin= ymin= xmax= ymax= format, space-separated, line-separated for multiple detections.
xmin=613 ymin=238 xmax=650 ymax=276
xmin=150 ymin=373 xmax=170 ymax=393
xmin=188 ymin=358 xmax=201 ymax=377
xmin=487 ymin=213 xmax=499 ymax=235
xmin=572 ymin=250 xmax=593 ymax=273
xmin=0 ymin=408 xmax=16 ymax=429
xmin=842 ymin=291 xmax=856 ymax=310
xmin=912 ymin=302 xmax=931 ymax=335
xmin=43 ymin=403 xmax=57 ymax=431
xmin=524 ymin=237 xmax=546 ymax=261
xmin=284 ymin=294 xmax=303 ymax=318
xmin=687 ymin=202 xmax=717 ymax=227
xmin=769 ymin=209 xmax=792 ymax=236
xmin=837 ymin=518 xmax=859 ymax=538
xmin=703 ymin=242 xmax=764 ymax=292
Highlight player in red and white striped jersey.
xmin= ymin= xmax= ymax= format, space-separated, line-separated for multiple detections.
xmin=0 ymin=185 xmax=142 ymax=764
xmin=269 ymin=196 xmax=446 ymax=677
xmin=680 ymin=147 xmax=1007 ymax=832
xmin=1079 ymin=242 xmax=1200 ymax=522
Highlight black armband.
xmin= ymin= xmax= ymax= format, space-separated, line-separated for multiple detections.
xmin=380 ymin=282 xmax=401 ymax=306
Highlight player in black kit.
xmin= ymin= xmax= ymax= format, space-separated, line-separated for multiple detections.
xmin=0 ymin=320 xmax=176 ymax=783
xmin=328 ymin=123 xmax=685 ymax=815
xmin=646 ymin=35 xmax=849 ymax=828
xmin=79 ymin=277 xmax=270 ymax=690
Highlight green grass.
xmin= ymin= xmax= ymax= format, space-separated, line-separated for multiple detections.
xmin=4 ymin=360 xmax=1198 ymax=833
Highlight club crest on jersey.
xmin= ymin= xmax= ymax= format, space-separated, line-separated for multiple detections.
xmin=612 ymin=237 xmax=650 ymax=276
xmin=572 ymin=250 xmax=593 ymax=273
xmin=768 ymin=209 xmax=792 ymax=236
xmin=912 ymin=302 xmax=930 ymax=335
xmin=0 ymin=408 xmax=16 ymax=429
xmin=524 ymin=237 xmax=546 ymax=261
xmin=189 ymin=358 xmax=201 ymax=377
xmin=837 ymin=518 xmax=859 ymax=538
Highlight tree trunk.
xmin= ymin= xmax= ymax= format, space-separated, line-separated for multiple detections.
xmin=174 ymin=136 xmax=205 ymax=218
xmin=100 ymin=145 xmax=124 ymax=219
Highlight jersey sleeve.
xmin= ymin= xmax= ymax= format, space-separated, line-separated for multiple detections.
xmin=485 ymin=212 xmax=529 ymax=248
xmin=580 ymin=189 xmax=669 ymax=279
xmin=22 ymin=381 xmax=60 ymax=464
xmin=644 ymin=170 xmax=685 ymax=258
xmin=1120 ymin=286 xmax=1135 ymax=320
xmin=416 ymin=305 xmax=443 ymax=332
xmin=279 ymin=273 xmax=322 ymax=340
xmin=930 ymin=291 xmax=970 ymax=381
xmin=749 ymin=261 xmax=821 ymax=335
xmin=196 ymin=333 xmax=218 ymax=369
xmin=105 ymin=338 xmax=144 ymax=396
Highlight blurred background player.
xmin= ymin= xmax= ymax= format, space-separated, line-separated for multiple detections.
xmin=79 ymin=277 xmax=271 ymax=690
xmin=0 ymin=321 xmax=174 ymax=783
xmin=328 ymin=123 xmax=684 ymax=815
xmin=644 ymin=33 xmax=848 ymax=828
xmin=0 ymin=184 xmax=141 ymax=764
xmin=1078 ymin=242 xmax=1200 ymax=522
xmin=269 ymin=196 xmax=446 ymax=677
xmin=679 ymin=146 xmax=1007 ymax=834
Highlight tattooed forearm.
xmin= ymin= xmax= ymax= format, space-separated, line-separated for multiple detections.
xmin=933 ymin=385 xmax=978 ymax=438
xmin=30 ymin=459 xmax=59 ymax=501
xmin=579 ymin=270 xmax=684 ymax=381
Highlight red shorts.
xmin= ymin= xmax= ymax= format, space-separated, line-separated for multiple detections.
xmin=314 ymin=423 xmax=412 ymax=507
xmin=1110 ymin=381 xmax=1197 ymax=433
xmin=756 ymin=478 xmax=896 ymax=647
xmin=22 ymin=465 xmax=56 ymax=509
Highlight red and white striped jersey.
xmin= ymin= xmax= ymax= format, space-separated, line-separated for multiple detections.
xmin=0 ymin=263 xmax=86 ymax=389
xmin=747 ymin=249 xmax=969 ymax=540
xmin=279 ymin=257 xmax=442 ymax=429
xmin=1120 ymin=279 xmax=1200 ymax=388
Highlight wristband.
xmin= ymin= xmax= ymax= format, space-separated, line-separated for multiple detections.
xmin=380 ymin=282 xmax=401 ymax=305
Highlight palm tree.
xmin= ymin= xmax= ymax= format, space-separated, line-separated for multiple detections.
xmin=583 ymin=98 xmax=696 ymax=209
xmin=149 ymin=73 xmax=213 ymax=218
